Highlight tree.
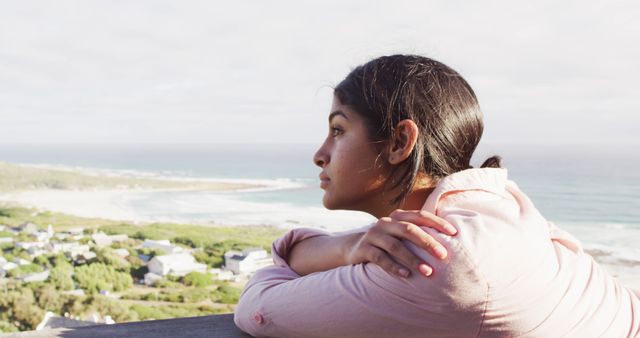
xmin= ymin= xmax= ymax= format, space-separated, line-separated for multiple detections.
xmin=5 ymin=288 xmax=44 ymax=330
xmin=33 ymin=254 xmax=52 ymax=269
xmin=74 ymin=263 xmax=132 ymax=293
xmin=0 ymin=320 xmax=18 ymax=333
xmin=183 ymin=272 xmax=212 ymax=288
xmin=61 ymin=295 xmax=84 ymax=317
xmin=95 ymin=248 xmax=130 ymax=271
xmin=49 ymin=265 xmax=74 ymax=291
xmin=36 ymin=285 xmax=62 ymax=311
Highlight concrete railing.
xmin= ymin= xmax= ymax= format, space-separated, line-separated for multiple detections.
xmin=2 ymin=314 xmax=252 ymax=338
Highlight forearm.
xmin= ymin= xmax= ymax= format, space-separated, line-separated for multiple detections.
xmin=288 ymin=232 xmax=361 ymax=276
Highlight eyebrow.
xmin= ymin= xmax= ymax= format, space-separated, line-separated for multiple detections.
xmin=329 ymin=110 xmax=349 ymax=122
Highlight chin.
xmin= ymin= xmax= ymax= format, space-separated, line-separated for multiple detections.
xmin=322 ymin=196 xmax=337 ymax=210
xmin=322 ymin=195 xmax=361 ymax=213
xmin=322 ymin=194 xmax=345 ymax=210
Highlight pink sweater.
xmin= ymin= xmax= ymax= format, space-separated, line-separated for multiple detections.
xmin=234 ymin=168 xmax=640 ymax=337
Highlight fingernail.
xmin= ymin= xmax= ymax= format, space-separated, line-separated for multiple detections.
xmin=435 ymin=246 xmax=447 ymax=259
xmin=447 ymin=226 xmax=457 ymax=235
xmin=398 ymin=268 xmax=409 ymax=278
xmin=418 ymin=264 xmax=432 ymax=277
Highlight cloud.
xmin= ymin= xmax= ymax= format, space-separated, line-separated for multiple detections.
xmin=0 ymin=0 xmax=638 ymax=144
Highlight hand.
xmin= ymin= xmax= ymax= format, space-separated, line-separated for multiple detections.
xmin=343 ymin=209 xmax=457 ymax=278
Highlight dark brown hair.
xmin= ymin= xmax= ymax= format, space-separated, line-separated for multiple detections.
xmin=334 ymin=54 xmax=501 ymax=204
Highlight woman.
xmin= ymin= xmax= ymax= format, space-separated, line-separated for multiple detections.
xmin=234 ymin=55 xmax=640 ymax=337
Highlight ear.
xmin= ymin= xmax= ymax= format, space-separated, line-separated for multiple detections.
xmin=387 ymin=119 xmax=419 ymax=165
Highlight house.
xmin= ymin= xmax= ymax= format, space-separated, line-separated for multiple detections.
xmin=17 ymin=222 xmax=39 ymax=234
xmin=143 ymin=272 xmax=163 ymax=286
xmin=67 ymin=244 xmax=91 ymax=258
xmin=224 ymin=248 xmax=272 ymax=275
xmin=91 ymin=232 xmax=113 ymax=247
xmin=138 ymin=254 xmax=151 ymax=263
xmin=142 ymin=239 xmax=183 ymax=254
xmin=113 ymin=248 xmax=130 ymax=258
xmin=20 ymin=270 xmax=50 ymax=283
xmin=74 ymin=251 xmax=97 ymax=264
xmin=1 ymin=261 xmax=18 ymax=272
xmin=213 ymin=269 xmax=235 ymax=281
xmin=147 ymin=253 xmax=207 ymax=277
xmin=65 ymin=227 xmax=85 ymax=240
xmin=91 ymin=232 xmax=129 ymax=247
xmin=32 ymin=231 xmax=51 ymax=242
xmin=109 ymin=234 xmax=129 ymax=243
xmin=14 ymin=257 xmax=32 ymax=266
xmin=28 ymin=246 xmax=47 ymax=258
xmin=16 ymin=241 xmax=46 ymax=250
xmin=50 ymin=242 xmax=82 ymax=254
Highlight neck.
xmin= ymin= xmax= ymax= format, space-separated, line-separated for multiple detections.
xmin=370 ymin=184 xmax=435 ymax=218
xmin=400 ymin=186 xmax=434 ymax=211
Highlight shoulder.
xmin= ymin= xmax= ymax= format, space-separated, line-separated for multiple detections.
xmin=423 ymin=171 xmax=552 ymax=289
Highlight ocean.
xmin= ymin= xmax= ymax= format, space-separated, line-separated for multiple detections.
xmin=0 ymin=143 xmax=639 ymax=276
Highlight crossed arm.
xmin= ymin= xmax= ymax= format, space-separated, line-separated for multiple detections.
xmin=287 ymin=210 xmax=457 ymax=278
xmin=234 ymin=210 xmax=464 ymax=338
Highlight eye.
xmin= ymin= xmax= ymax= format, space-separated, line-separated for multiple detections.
xmin=331 ymin=126 xmax=343 ymax=137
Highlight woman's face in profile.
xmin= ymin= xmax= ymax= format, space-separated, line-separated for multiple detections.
xmin=313 ymin=97 xmax=391 ymax=214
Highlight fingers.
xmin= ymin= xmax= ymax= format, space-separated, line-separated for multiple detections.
xmin=375 ymin=218 xmax=448 ymax=260
xmin=369 ymin=235 xmax=433 ymax=277
xmin=363 ymin=212 xmax=455 ymax=278
xmin=389 ymin=209 xmax=457 ymax=236
xmin=399 ymin=221 xmax=448 ymax=260
xmin=363 ymin=246 xmax=424 ymax=278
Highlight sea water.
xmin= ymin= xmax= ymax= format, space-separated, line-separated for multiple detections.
xmin=0 ymin=143 xmax=638 ymax=275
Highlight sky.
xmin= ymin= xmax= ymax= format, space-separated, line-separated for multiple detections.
xmin=1 ymin=0 xmax=639 ymax=145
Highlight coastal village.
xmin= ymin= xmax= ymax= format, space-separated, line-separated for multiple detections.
xmin=0 ymin=218 xmax=275 ymax=333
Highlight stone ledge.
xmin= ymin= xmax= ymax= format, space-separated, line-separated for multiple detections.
xmin=2 ymin=314 xmax=252 ymax=338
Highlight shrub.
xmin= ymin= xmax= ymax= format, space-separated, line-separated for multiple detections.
xmin=183 ymin=272 xmax=212 ymax=288
xmin=213 ymin=284 xmax=241 ymax=304
xmin=88 ymin=295 xmax=139 ymax=323
xmin=74 ymin=263 xmax=132 ymax=293
xmin=49 ymin=265 xmax=74 ymax=291
xmin=35 ymin=285 xmax=62 ymax=311
xmin=0 ymin=320 xmax=18 ymax=333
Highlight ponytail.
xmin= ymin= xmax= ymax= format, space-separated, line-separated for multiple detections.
xmin=480 ymin=155 xmax=502 ymax=168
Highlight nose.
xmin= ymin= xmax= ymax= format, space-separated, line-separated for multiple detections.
xmin=313 ymin=142 xmax=329 ymax=168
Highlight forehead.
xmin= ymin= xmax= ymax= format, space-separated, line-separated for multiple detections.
xmin=329 ymin=97 xmax=358 ymax=122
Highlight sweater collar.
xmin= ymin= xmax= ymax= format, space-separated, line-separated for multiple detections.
xmin=422 ymin=168 xmax=508 ymax=213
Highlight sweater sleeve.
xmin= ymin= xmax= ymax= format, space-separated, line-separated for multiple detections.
xmin=233 ymin=226 xmax=484 ymax=338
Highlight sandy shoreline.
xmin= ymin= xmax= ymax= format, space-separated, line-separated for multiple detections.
xmin=0 ymin=189 xmax=153 ymax=222
xmin=0 ymin=161 xmax=638 ymax=290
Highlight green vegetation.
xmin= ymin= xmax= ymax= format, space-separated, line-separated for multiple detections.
xmin=129 ymin=303 xmax=229 ymax=321
xmin=183 ymin=272 xmax=213 ymax=288
xmin=0 ymin=205 xmax=122 ymax=230
xmin=100 ymin=222 xmax=281 ymax=258
xmin=0 ymin=161 xmax=256 ymax=192
xmin=74 ymin=263 xmax=133 ymax=293
xmin=8 ymin=263 xmax=42 ymax=277
xmin=0 ymin=204 xmax=284 ymax=332
xmin=213 ymin=283 xmax=242 ymax=304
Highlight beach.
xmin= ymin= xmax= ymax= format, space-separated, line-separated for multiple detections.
xmin=0 ymin=142 xmax=639 ymax=291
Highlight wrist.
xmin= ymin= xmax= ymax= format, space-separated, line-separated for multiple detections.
xmin=339 ymin=232 xmax=364 ymax=266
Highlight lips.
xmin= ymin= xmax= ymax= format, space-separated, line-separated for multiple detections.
xmin=319 ymin=173 xmax=330 ymax=189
